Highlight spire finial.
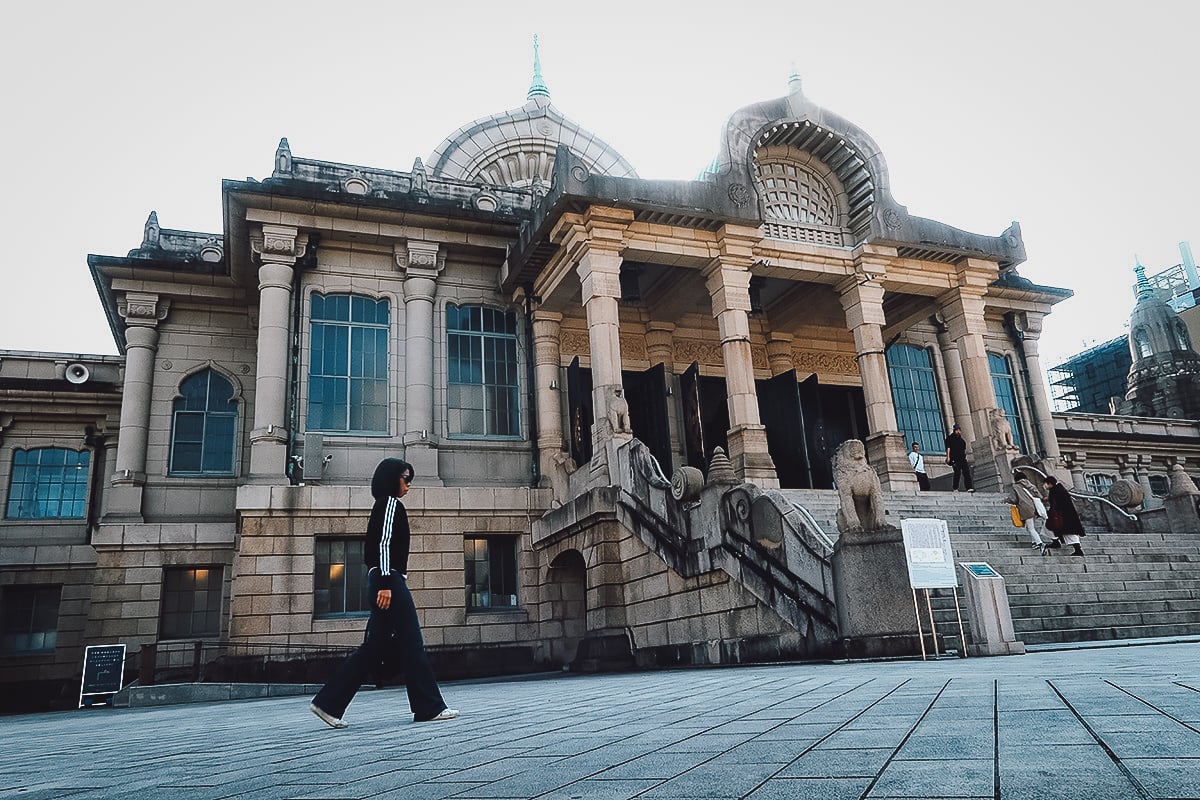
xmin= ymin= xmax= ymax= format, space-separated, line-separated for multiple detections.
xmin=788 ymin=62 xmax=803 ymax=95
xmin=1134 ymin=257 xmax=1154 ymax=300
xmin=527 ymin=34 xmax=551 ymax=103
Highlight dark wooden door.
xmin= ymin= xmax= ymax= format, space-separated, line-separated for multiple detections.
xmin=758 ymin=369 xmax=812 ymax=489
xmin=566 ymin=357 xmax=593 ymax=466
xmin=623 ymin=363 xmax=673 ymax=474
xmin=798 ymin=373 xmax=833 ymax=489
xmin=680 ymin=361 xmax=706 ymax=472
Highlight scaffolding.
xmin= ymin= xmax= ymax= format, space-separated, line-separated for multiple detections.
xmin=1048 ymin=335 xmax=1132 ymax=414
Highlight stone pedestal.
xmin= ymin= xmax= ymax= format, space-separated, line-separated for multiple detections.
xmin=831 ymin=527 xmax=926 ymax=659
xmin=959 ymin=563 xmax=1025 ymax=656
xmin=866 ymin=432 xmax=918 ymax=492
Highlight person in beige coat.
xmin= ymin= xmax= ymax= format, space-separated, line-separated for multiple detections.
xmin=1007 ymin=470 xmax=1050 ymax=553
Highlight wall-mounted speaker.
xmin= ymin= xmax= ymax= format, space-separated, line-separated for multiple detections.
xmin=65 ymin=363 xmax=91 ymax=384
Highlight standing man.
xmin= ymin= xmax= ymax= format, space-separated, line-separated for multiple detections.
xmin=944 ymin=423 xmax=974 ymax=492
xmin=908 ymin=442 xmax=931 ymax=491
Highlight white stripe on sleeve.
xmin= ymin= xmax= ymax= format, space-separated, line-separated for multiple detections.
xmin=380 ymin=497 xmax=396 ymax=575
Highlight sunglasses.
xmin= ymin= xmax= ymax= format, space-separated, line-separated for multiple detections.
xmin=400 ymin=474 xmax=414 ymax=485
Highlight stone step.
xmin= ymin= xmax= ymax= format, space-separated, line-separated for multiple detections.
xmin=1020 ymin=622 xmax=1200 ymax=645
xmin=1009 ymin=598 xmax=1200 ymax=619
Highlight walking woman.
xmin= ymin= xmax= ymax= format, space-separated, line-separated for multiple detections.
xmin=1043 ymin=475 xmax=1086 ymax=557
xmin=310 ymin=458 xmax=459 ymax=728
xmin=1008 ymin=470 xmax=1050 ymax=552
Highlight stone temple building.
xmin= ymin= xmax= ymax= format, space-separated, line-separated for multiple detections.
xmin=11 ymin=52 xmax=1193 ymax=709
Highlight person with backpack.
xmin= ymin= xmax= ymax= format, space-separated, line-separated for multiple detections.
xmin=1007 ymin=470 xmax=1050 ymax=553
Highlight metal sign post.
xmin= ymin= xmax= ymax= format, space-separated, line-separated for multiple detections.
xmin=901 ymin=518 xmax=962 ymax=660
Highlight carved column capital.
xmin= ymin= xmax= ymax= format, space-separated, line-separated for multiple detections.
xmin=394 ymin=240 xmax=447 ymax=279
xmin=250 ymin=224 xmax=305 ymax=264
xmin=117 ymin=292 xmax=170 ymax=328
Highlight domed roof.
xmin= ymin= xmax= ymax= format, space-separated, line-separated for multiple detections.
xmin=1128 ymin=262 xmax=1198 ymax=362
xmin=427 ymin=37 xmax=637 ymax=188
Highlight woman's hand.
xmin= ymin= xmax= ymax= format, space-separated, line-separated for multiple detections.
xmin=376 ymin=589 xmax=392 ymax=610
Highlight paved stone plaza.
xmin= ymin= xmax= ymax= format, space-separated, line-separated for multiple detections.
xmin=3 ymin=642 xmax=1200 ymax=800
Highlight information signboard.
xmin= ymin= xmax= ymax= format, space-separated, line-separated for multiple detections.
xmin=900 ymin=518 xmax=958 ymax=589
xmin=79 ymin=644 xmax=126 ymax=707
xmin=962 ymin=562 xmax=1000 ymax=578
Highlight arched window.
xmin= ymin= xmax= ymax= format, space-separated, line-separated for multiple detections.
xmin=308 ymin=294 xmax=390 ymax=433
xmin=170 ymin=369 xmax=237 ymax=475
xmin=885 ymin=344 xmax=945 ymax=454
xmin=1175 ymin=322 xmax=1192 ymax=351
xmin=1134 ymin=329 xmax=1152 ymax=358
xmin=988 ymin=353 xmax=1027 ymax=454
xmin=6 ymin=448 xmax=90 ymax=518
xmin=447 ymin=304 xmax=520 ymax=437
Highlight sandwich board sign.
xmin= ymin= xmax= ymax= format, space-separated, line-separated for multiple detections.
xmin=79 ymin=644 xmax=126 ymax=708
xmin=900 ymin=518 xmax=958 ymax=589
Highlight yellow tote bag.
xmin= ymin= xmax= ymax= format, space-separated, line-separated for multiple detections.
xmin=1010 ymin=506 xmax=1024 ymax=527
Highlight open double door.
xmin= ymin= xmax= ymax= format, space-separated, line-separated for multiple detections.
xmin=566 ymin=359 xmax=866 ymax=490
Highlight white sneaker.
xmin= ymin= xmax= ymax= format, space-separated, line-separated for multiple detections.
xmin=310 ymin=703 xmax=348 ymax=729
xmin=420 ymin=707 xmax=460 ymax=722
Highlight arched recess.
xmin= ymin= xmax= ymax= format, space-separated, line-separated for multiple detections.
xmin=753 ymin=144 xmax=853 ymax=246
xmin=545 ymin=549 xmax=587 ymax=668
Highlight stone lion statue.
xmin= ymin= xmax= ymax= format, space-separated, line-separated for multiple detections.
xmin=990 ymin=407 xmax=1016 ymax=451
xmin=831 ymin=439 xmax=886 ymax=533
xmin=607 ymin=386 xmax=632 ymax=435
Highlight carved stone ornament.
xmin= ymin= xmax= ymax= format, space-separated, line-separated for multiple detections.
xmin=560 ymin=329 xmax=591 ymax=357
xmin=883 ymin=208 xmax=902 ymax=230
xmin=793 ymin=348 xmax=860 ymax=376
xmin=727 ymin=183 xmax=751 ymax=207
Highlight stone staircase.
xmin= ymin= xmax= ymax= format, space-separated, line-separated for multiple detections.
xmin=778 ymin=488 xmax=1200 ymax=650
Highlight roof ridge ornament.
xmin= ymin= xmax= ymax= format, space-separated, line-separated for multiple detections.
xmin=1134 ymin=258 xmax=1154 ymax=300
xmin=527 ymin=34 xmax=551 ymax=104
xmin=788 ymin=62 xmax=803 ymax=95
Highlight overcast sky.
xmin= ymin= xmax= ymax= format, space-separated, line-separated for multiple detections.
xmin=1 ymin=1 xmax=1196 ymax=370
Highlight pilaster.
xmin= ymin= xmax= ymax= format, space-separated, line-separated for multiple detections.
xmin=532 ymin=308 xmax=565 ymax=492
xmin=396 ymin=240 xmax=447 ymax=485
xmin=106 ymin=293 xmax=168 ymax=522
xmin=248 ymin=225 xmax=304 ymax=482
xmin=1009 ymin=311 xmax=1063 ymax=465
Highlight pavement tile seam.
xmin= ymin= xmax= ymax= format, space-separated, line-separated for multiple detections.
xmin=1103 ymin=679 xmax=1200 ymax=736
xmin=1046 ymin=679 xmax=1155 ymax=799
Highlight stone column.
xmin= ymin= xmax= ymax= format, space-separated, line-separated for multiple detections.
xmin=939 ymin=266 xmax=1003 ymax=489
xmin=837 ymin=275 xmax=916 ymax=491
xmin=766 ymin=332 xmax=795 ymax=376
xmin=106 ymin=293 xmax=169 ymax=521
xmin=1062 ymin=451 xmax=1088 ymax=492
xmin=397 ymin=240 xmax=445 ymax=485
xmin=705 ymin=226 xmax=777 ymax=487
xmin=248 ymin=225 xmax=303 ymax=482
xmin=644 ymin=321 xmax=675 ymax=370
xmin=933 ymin=315 xmax=975 ymax=443
xmin=577 ymin=241 xmax=626 ymax=457
xmin=532 ymin=308 xmax=565 ymax=488
xmin=1009 ymin=311 xmax=1062 ymax=465
xmin=1135 ymin=454 xmax=1159 ymax=508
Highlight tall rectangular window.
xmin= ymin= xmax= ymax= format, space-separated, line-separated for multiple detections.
xmin=314 ymin=539 xmax=370 ymax=617
xmin=447 ymin=305 xmax=520 ymax=437
xmin=160 ymin=567 xmax=223 ymax=639
xmin=6 ymin=448 xmax=90 ymax=519
xmin=1 ymin=585 xmax=62 ymax=655
xmin=464 ymin=536 xmax=518 ymax=611
xmin=988 ymin=353 xmax=1028 ymax=454
xmin=308 ymin=293 xmax=389 ymax=434
xmin=886 ymin=345 xmax=946 ymax=453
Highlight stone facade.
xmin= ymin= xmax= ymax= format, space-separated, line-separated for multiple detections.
xmin=1 ymin=57 xmax=1115 ymax=708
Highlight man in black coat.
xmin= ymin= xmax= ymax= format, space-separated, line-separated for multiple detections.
xmin=944 ymin=423 xmax=974 ymax=492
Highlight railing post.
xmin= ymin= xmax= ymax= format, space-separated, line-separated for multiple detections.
xmin=139 ymin=642 xmax=157 ymax=686
xmin=191 ymin=640 xmax=203 ymax=682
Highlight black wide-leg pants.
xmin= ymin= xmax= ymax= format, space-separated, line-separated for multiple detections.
xmin=313 ymin=570 xmax=447 ymax=721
